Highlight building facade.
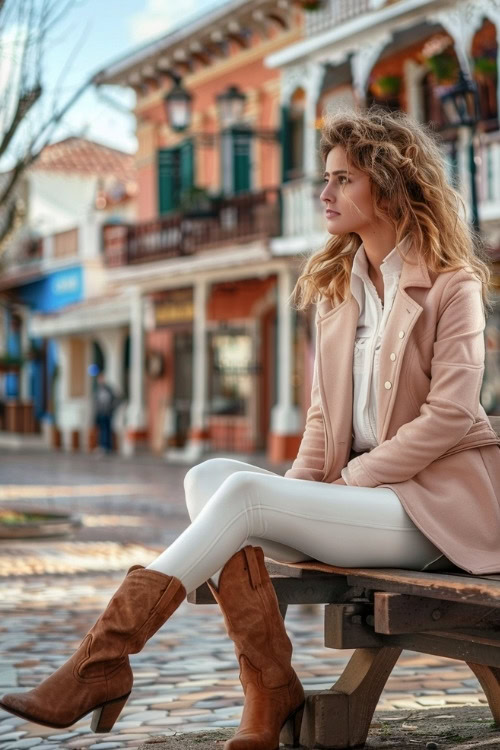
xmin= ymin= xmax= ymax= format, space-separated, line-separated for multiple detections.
xmin=93 ymin=0 xmax=308 ymax=461
xmin=0 ymin=138 xmax=137 ymax=449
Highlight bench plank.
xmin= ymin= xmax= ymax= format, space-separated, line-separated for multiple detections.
xmin=342 ymin=570 xmax=500 ymax=608
xmin=374 ymin=592 xmax=500 ymax=634
xmin=265 ymin=562 xmax=500 ymax=608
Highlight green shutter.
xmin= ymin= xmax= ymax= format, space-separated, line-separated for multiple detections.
xmin=280 ymin=105 xmax=291 ymax=183
xmin=158 ymin=148 xmax=180 ymax=215
xmin=232 ymin=127 xmax=251 ymax=194
xmin=179 ymin=138 xmax=194 ymax=195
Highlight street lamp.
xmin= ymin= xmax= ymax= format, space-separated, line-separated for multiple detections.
xmin=216 ymin=85 xmax=247 ymax=128
xmin=438 ymin=69 xmax=481 ymax=233
xmin=164 ymin=79 xmax=193 ymax=132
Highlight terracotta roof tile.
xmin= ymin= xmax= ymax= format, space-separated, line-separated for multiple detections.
xmin=31 ymin=137 xmax=136 ymax=183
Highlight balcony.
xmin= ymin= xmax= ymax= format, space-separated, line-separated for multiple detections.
xmin=103 ymin=189 xmax=281 ymax=267
xmin=439 ymin=127 xmax=500 ymax=224
xmin=277 ymin=129 xmax=500 ymax=249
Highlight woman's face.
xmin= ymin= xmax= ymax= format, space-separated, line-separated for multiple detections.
xmin=320 ymin=145 xmax=378 ymax=236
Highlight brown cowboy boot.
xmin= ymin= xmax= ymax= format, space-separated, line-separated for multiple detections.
xmin=0 ymin=565 xmax=186 ymax=732
xmin=207 ymin=545 xmax=305 ymax=750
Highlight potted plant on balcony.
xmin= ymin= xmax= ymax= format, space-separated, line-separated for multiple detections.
xmin=420 ymin=34 xmax=459 ymax=86
xmin=369 ymin=74 xmax=402 ymax=100
xmin=473 ymin=52 xmax=497 ymax=82
xmin=179 ymin=185 xmax=217 ymax=218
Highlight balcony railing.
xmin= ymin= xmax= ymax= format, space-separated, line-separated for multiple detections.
xmin=439 ymin=127 xmax=500 ymax=223
xmin=103 ymin=189 xmax=281 ymax=267
xmin=477 ymin=129 xmax=500 ymax=209
xmin=305 ymin=0 xmax=371 ymax=36
xmin=281 ymin=178 xmax=326 ymax=237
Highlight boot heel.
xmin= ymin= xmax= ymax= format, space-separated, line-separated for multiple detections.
xmin=281 ymin=701 xmax=304 ymax=747
xmin=90 ymin=692 xmax=130 ymax=733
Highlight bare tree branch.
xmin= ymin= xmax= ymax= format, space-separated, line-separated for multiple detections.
xmin=0 ymin=0 xmax=93 ymax=256
xmin=0 ymin=196 xmax=19 ymax=246
xmin=0 ymin=83 xmax=41 ymax=160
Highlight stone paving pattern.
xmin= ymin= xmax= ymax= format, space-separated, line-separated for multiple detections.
xmin=0 ymin=448 xmax=489 ymax=749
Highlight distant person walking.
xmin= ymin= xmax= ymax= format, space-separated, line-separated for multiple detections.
xmin=93 ymin=372 xmax=120 ymax=454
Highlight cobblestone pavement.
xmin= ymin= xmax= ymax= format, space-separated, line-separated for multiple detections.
xmin=0 ymin=449 xmax=488 ymax=749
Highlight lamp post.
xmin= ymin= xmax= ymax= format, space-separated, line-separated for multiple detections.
xmin=437 ymin=69 xmax=481 ymax=234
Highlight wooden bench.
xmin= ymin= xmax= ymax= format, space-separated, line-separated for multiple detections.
xmin=188 ymin=416 xmax=500 ymax=749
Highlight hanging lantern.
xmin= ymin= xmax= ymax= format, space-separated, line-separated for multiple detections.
xmin=437 ymin=69 xmax=480 ymax=127
xmin=164 ymin=81 xmax=193 ymax=132
xmin=216 ymin=85 xmax=247 ymax=128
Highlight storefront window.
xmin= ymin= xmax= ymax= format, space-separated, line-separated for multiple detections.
xmin=209 ymin=331 xmax=253 ymax=415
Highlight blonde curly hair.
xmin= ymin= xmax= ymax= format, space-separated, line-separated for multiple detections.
xmin=289 ymin=105 xmax=493 ymax=314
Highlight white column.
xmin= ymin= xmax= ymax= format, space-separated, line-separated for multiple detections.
xmin=98 ymin=328 xmax=128 ymax=454
xmin=183 ymin=279 xmax=209 ymax=460
xmin=81 ymin=337 xmax=94 ymax=451
xmin=126 ymin=290 xmax=146 ymax=434
xmin=271 ymin=268 xmax=301 ymax=434
xmin=98 ymin=329 xmax=127 ymax=394
xmin=55 ymin=336 xmax=72 ymax=452
xmin=304 ymin=62 xmax=325 ymax=179
xmin=18 ymin=308 xmax=30 ymax=401
xmin=404 ymin=59 xmax=426 ymax=122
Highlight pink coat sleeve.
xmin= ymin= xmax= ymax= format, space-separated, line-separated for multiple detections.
xmin=284 ymin=308 xmax=326 ymax=482
xmin=345 ymin=269 xmax=486 ymax=487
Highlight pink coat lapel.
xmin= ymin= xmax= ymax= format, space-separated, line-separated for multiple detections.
xmin=316 ymin=243 xmax=432 ymax=480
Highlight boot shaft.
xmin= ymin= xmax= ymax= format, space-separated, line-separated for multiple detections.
xmin=81 ymin=566 xmax=186 ymax=679
xmin=208 ymin=546 xmax=294 ymax=688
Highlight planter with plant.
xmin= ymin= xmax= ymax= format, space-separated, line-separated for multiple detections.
xmin=0 ymin=506 xmax=82 ymax=540
xmin=370 ymin=74 xmax=402 ymax=100
xmin=473 ymin=54 xmax=497 ymax=81
xmin=420 ymin=34 xmax=459 ymax=85
xmin=179 ymin=186 xmax=217 ymax=218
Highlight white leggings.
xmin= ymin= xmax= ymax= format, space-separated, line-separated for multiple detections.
xmin=146 ymin=458 xmax=445 ymax=595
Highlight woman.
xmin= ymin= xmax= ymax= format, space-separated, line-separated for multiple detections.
xmin=1 ymin=107 xmax=500 ymax=750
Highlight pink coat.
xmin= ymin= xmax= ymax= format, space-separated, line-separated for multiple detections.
xmin=285 ymin=243 xmax=500 ymax=574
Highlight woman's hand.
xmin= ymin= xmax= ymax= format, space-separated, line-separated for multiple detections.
xmin=332 ymin=477 xmax=347 ymax=485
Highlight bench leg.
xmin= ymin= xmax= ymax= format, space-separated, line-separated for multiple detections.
xmin=292 ymin=646 xmax=402 ymax=749
xmin=466 ymin=662 xmax=500 ymax=725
